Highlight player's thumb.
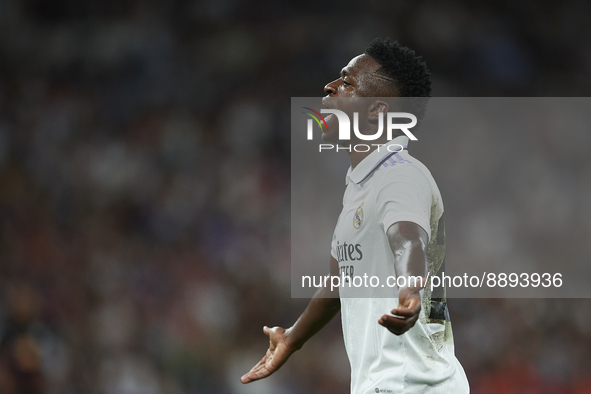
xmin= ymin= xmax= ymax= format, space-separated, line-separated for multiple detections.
xmin=263 ymin=326 xmax=270 ymax=336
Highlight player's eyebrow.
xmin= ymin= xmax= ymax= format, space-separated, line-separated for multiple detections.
xmin=340 ymin=69 xmax=351 ymax=78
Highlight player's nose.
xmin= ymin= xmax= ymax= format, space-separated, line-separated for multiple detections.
xmin=324 ymin=79 xmax=338 ymax=95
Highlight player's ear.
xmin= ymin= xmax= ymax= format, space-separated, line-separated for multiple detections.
xmin=367 ymin=100 xmax=388 ymax=124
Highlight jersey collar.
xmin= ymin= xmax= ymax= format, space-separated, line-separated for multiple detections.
xmin=345 ymin=136 xmax=409 ymax=185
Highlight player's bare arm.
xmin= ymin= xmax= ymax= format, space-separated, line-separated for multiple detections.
xmin=378 ymin=221 xmax=429 ymax=335
xmin=240 ymin=256 xmax=341 ymax=384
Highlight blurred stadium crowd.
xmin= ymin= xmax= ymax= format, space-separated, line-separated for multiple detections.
xmin=1 ymin=0 xmax=590 ymax=393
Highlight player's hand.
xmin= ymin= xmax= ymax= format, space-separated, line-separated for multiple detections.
xmin=240 ymin=326 xmax=297 ymax=384
xmin=378 ymin=285 xmax=423 ymax=335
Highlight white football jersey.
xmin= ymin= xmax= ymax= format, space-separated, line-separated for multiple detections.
xmin=330 ymin=136 xmax=469 ymax=394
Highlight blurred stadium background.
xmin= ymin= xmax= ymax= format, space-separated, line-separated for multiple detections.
xmin=1 ymin=0 xmax=591 ymax=393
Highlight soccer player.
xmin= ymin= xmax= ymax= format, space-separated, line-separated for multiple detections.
xmin=241 ymin=39 xmax=469 ymax=393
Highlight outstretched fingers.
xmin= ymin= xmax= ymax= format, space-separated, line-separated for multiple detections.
xmin=241 ymin=326 xmax=291 ymax=384
xmin=241 ymin=353 xmax=273 ymax=383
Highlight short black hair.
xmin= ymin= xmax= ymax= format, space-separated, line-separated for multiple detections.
xmin=365 ymin=38 xmax=432 ymax=97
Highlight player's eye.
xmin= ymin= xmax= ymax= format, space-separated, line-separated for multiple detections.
xmin=343 ymin=79 xmax=351 ymax=86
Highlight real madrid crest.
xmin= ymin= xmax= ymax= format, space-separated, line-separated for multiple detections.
xmin=353 ymin=202 xmax=364 ymax=229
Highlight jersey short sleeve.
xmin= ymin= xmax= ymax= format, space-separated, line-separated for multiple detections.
xmin=330 ymin=229 xmax=338 ymax=260
xmin=375 ymin=166 xmax=433 ymax=240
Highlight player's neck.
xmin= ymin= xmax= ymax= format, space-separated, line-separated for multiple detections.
xmin=347 ymin=133 xmax=407 ymax=169
xmin=347 ymin=137 xmax=389 ymax=169
xmin=348 ymin=148 xmax=374 ymax=169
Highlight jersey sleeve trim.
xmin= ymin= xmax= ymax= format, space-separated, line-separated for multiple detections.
xmin=330 ymin=249 xmax=338 ymax=260
xmin=382 ymin=213 xmax=432 ymax=241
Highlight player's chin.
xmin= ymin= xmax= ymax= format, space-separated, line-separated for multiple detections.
xmin=321 ymin=130 xmax=338 ymax=143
